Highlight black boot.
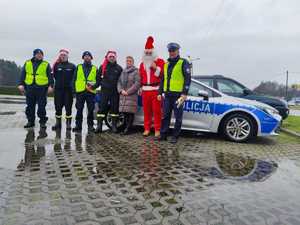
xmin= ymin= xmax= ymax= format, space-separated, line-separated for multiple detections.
xmin=88 ymin=125 xmax=95 ymax=133
xmin=52 ymin=118 xmax=62 ymax=131
xmin=72 ymin=124 xmax=82 ymax=133
xmin=122 ymin=114 xmax=134 ymax=135
xmin=95 ymin=118 xmax=103 ymax=133
xmin=24 ymin=122 xmax=35 ymax=128
xmin=111 ymin=118 xmax=118 ymax=133
xmin=40 ymin=122 xmax=47 ymax=129
xmin=66 ymin=118 xmax=72 ymax=130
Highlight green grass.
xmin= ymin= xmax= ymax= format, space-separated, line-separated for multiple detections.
xmin=290 ymin=105 xmax=300 ymax=110
xmin=282 ymin=115 xmax=300 ymax=133
xmin=0 ymin=86 xmax=21 ymax=95
xmin=277 ymin=132 xmax=300 ymax=144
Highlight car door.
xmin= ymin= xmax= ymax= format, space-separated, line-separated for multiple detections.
xmin=181 ymin=81 xmax=216 ymax=131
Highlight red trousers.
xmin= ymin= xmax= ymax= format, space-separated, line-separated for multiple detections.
xmin=142 ymin=90 xmax=162 ymax=132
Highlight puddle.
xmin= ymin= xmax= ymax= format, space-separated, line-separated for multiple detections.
xmin=0 ymin=111 xmax=16 ymax=115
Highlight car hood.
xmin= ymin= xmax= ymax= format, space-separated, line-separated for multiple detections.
xmin=244 ymin=94 xmax=287 ymax=107
xmin=222 ymin=95 xmax=278 ymax=111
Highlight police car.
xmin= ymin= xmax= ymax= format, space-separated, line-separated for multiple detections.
xmin=104 ymin=79 xmax=282 ymax=143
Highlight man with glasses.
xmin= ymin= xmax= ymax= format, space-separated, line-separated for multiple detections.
xmin=158 ymin=43 xmax=191 ymax=144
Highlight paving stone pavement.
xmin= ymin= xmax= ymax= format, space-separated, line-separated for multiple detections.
xmin=0 ymin=96 xmax=300 ymax=225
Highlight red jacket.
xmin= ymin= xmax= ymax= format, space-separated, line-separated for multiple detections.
xmin=139 ymin=58 xmax=165 ymax=90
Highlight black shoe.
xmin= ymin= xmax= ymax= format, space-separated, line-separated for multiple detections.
xmin=24 ymin=122 xmax=35 ymax=128
xmin=40 ymin=123 xmax=47 ymax=129
xmin=94 ymin=119 xmax=103 ymax=134
xmin=66 ymin=118 xmax=72 ymax=130
xmin=169 ymin=136 xmax=178 ymax=144
xmin=158 ymin=134 xmax=167 ymax=141
xmin=52 ymin=118 xmax=61 ymax=131
xmin=72 ymin=126 xmax=82 ymax=133
xmin=111 ymin=119 xmax=118 ymax=133
xmin=88 ymin=126 xmax=95 ymax=133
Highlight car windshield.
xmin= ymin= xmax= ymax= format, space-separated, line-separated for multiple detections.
xmin=188 ymin=80 xmax=217 ymax=97
xmin=217 ymin=79 xmax=245 ymax=95
xmin=196 ymin=78 xmax=214 ymax=88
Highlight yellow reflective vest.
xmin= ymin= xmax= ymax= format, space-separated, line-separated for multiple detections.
xmin=24 ymin=60 xmax=49 ymax=86
xmin=163 ymin=59 xmax=184 ymax=92
xmin=75 ymin=64 xmax=97 ymax=93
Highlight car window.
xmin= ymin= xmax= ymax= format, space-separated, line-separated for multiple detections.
xmin=217 ymin=79 xmax=244 ymax=94
xmin=197 ymin=78 xmax=214 ymax=88
xmin=188 ymin=81 xmax=214 ymax=97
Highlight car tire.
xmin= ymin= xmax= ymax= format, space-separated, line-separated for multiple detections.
xmin=221 ymin=113 xmax=256 ymax=143
xmin=105 ymin=112 xmax=125 ymax=131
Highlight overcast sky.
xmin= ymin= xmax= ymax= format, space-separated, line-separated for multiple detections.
xmin=0 ymin=0 xmax=299 ymax=88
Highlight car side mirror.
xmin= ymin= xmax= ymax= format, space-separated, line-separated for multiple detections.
xmin=198 ymin=90 xmax=209 ymax=101
xmin=243 ymin=88 xmax=252 ymax=96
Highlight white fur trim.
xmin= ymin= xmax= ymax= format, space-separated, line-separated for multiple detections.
xmin=142 ymin=86 xmax=159 ymax=91
xmin=154 ymin=67 xmax=161 ymax=77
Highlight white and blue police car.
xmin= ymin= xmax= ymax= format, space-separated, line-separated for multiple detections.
xmin=103 ymin=79 xmax=282 ymax=143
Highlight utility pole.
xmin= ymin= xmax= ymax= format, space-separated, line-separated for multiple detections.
xmin=286 ymin=70 xmax=289 ymax=100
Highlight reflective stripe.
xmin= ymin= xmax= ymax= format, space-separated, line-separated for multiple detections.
xmin=110 ymin=114 xmax=119 ymax=117
xmin=97 ymin=114 xmax=106 ymax=118
xmin=65 ymin=115 xmax=72 ymax=119
xmin=55 ymin=115 xmax=62 ymax=118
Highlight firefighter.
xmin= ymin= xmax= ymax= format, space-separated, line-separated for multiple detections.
xmin=72 ymin=51 xmax=99 ymax=133
xmin=95 ymin=51 xmax=123 ymax=133
xmin=51 ymin=49 xmax=76 ymax=131
xmin=18 ymin=49 xmax=54 ymax=128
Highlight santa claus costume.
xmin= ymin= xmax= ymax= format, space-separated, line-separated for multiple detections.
xmin=139 ymin=36 xmax=165 ymax=137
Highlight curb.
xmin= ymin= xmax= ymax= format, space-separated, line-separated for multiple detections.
xmin=281 ymin=128 xmax=300 ymax=138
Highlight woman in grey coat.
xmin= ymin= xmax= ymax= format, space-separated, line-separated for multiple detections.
xmin=117 ymin=56 xmax=140 ymax=134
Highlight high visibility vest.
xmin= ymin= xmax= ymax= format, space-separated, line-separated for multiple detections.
xmin=24 ymin=60 xmax=49 ymax=86
xmin=163 ymin=59 xmax=184 ymax=92
xmin=75 ymin=64 xmax=97 ymax=94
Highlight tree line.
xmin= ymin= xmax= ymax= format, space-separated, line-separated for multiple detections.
xmin=0 ymin=58 xmax=299 ymax=100
xmin=0 ymin=59 xmax=22 ymax=86
xmin=253 ymin=81 xmax=300 ymax=101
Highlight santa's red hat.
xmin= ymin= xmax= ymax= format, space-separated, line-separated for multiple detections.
xmin=145 ymin=36 xmax=154 ymax=50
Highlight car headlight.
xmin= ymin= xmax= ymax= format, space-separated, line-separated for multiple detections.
xmin=260 ymin=107 xmax=279 ymax=116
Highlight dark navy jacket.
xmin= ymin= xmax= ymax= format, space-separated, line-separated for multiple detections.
xmin=159 ymin=55 xmax=191 ymax=96
xmin=19 ymin=58 xmax=54 ymax=88
xmin=53 ymin=61 xmax=76 ymax=90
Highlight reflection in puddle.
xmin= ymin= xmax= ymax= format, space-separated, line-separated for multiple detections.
xmin=210 ymin=152 xmax=278 ymax=182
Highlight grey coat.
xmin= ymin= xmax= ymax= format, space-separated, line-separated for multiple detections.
xmin=117 ymin=66 xmax=140 ymax=113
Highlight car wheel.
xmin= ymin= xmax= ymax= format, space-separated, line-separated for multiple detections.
xmin=105 ymin=113 xmax=125 ymax=131
xmin=222 ymin=113 xmax=255 ymax=143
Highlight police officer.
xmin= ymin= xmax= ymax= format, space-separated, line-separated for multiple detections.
xmin=158 ymin=43 xmax=191 ymax=144
xmin=52 ymin=49 xmax=76 ymax=131
xmin=18 ymin=49 xmax=54 ymax=128
xmin=95 ymin=51 xmax=122 ymax=133
xmin=72 ymin=51 xmax=99 ymax=133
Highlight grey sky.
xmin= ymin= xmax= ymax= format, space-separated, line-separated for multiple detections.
xmin=0 ymin=0 xmax=299 ymax=88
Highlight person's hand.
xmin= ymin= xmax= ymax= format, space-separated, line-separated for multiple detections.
xmin=121 ymin=90 xmax=128 ymax=96
xmin=181 ymin=94 xmax=187 ymax=101
xmin=47 ymin=86 xmax=54 ymax=94
xmin=151 ymin=62 xmax=157 ymax=70
xmin=157 ymin=95 xmax=162 ymax=101
xmin=18 ymin=85 xmax=25 ymax=95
